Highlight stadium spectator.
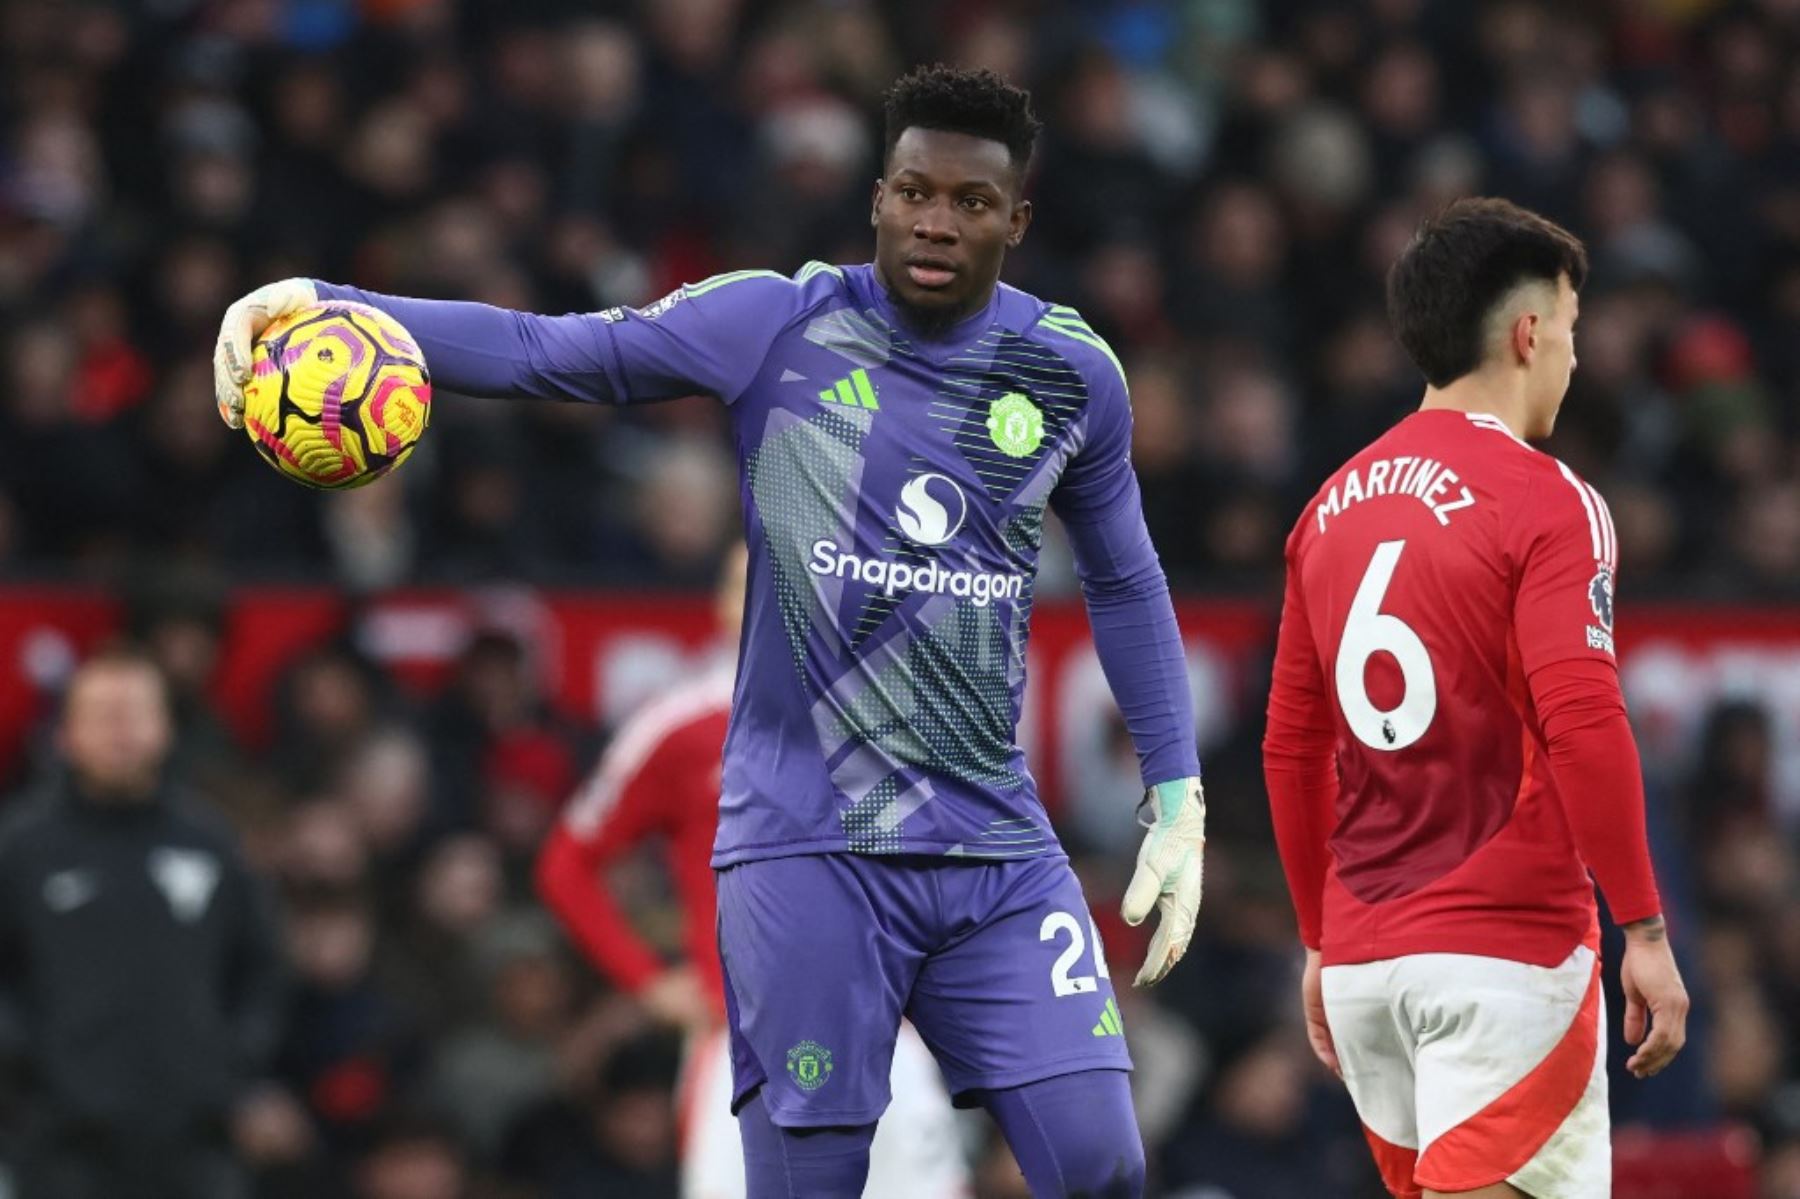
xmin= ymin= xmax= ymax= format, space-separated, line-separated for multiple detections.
xmin=353 ymin=1115 xmax=471 ymax=1199
xmin=0 ymin=648 xmax=287 ymax=1199
xmin=429 ymin=913 xmax=571 ymax=1160
xmin=276 ymin=886 xmax=422 ymax=1154
xmin=543 ymin=1033 xmax=683 ymax=1199
xmin=499 ymin=1031 xmax=685 ymax=1199
xmin=0 ymin=0 xmax=1797 ymax=601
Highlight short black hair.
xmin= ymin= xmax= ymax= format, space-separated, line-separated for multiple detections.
xmin=1386 ymin=197 xmax=1589 ymax=387
xmin=883 ymin=64 xmax=1042 ymax=177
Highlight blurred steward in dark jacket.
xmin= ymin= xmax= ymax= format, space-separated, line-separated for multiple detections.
xmin=0 ymin=647 xmax=287 ymax=1199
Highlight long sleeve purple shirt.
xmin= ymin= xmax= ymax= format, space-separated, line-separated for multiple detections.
xmin=319 ymin=263 xmax=1199 ymax=863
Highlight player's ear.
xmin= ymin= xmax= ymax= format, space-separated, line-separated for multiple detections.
xmin=1007 ymin=199 xmax=1032 ymax=248
xmin=1512 ymin=311 xmax=1538 ymax=365
xmin=871 ymin=178 xmax=884 ymax=229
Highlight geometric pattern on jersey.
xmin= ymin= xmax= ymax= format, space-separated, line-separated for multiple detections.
xmin=824 ymin=585 xmax=1026 ymax=851
xmin=829 ymin=328 xmax=1096 ymax=852
xmin=744 ymin=399 xmax=1010 ymax=852
xmin=744 ymin=312 xmax=1100 ymax=855
xmin=803 ymin=305 xmax=892 ymax=371
xmin=746 ymin=402 xmax=873 ymax=680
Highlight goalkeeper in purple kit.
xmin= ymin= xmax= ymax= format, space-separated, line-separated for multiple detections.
xmin=215 ymin=66 xmax=1204 ymax=1199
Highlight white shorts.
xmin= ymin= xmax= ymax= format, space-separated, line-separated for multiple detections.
xmin=1321 ymin=942 xmax=1608 ymax=1199
xmin=679 ymin=1021 xmax=971 ymax=1199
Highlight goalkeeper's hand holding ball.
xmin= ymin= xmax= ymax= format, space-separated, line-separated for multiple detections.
xmin=213 ymin=278 xmax=318 ymax=429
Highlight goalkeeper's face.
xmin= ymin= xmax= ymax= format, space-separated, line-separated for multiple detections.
xmin=872 ymin=127 xmax=1031 ymax=329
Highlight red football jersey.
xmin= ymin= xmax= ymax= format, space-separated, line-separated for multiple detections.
xmin=1266 ymin=409 xmax=1654 ymax=968
xmin=536 ymin=669 xmax=735 ymax=1010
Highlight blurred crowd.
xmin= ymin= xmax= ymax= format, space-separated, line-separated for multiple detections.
xmin=2 ymin=0 xmax=1800 ymax=594
xmin=1 ymin=509 xmax=1795 ymax=1199
xmin=3 ymin=0 xmax=1800 ymax=1197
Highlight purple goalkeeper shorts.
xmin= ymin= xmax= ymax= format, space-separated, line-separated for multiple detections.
xmin=716 ymin=852 xmax=1132 ymax=1128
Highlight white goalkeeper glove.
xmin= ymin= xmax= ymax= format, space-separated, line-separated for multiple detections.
xmin=1122 ymin=776 xmax=1206 ymax=987
xmin=213 ymin=277 xmax=318 ymax=429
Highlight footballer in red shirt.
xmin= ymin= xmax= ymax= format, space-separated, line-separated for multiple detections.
xmin=535 ymin=546 xmax=969 ymax=1199
xmin=1263 ymin=198 xmax=1689 ymax=1199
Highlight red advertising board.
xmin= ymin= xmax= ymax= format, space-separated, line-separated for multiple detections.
xmin=1 ymin=587 xmax=1796 ymax=810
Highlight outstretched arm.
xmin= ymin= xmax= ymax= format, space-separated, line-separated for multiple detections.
xmin=214 ymin=271 xmax=803 ymax=425
xmin=315 ymin=284 xmax=622 ymax=403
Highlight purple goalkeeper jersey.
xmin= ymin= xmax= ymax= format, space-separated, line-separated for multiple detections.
xmin=318 ymin=263 xmax=1199 ymax=864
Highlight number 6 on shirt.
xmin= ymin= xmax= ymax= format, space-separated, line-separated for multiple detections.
xmin=1335 ymin=540 xmax=1438 ymax=751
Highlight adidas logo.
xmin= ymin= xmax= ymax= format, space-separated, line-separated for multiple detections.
xmin=819 ymin=368 xmax=879 ymax=410
xmin=1091 ymin=996 xmax=1124 ymax=1038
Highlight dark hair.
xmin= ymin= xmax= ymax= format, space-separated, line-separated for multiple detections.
xmin=357 ymin=1110 xmax=465 ymax=1166
xmin=1386 ymin=197 xmax=1589 ymax=387
xmin=883 ymin=64 xmax=1042 ymax=177
xmin=598 ymin=1031 xmax=682 ymax=1097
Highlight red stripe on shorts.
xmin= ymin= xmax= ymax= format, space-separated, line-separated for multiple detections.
xmin=1361 ymin=1123 xmax=1422 ymax=1198
xmin=1413 ymin=952 xmax=1602 ymax=1192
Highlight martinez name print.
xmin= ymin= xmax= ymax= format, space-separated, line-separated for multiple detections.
xmin=1316 ymin=455 xmax=1477 ymax=534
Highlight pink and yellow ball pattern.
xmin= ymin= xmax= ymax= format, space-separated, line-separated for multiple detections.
xmin=242 ymin=301 xmax=431 ymax=490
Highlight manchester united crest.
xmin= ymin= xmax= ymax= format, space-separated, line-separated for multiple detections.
xmin=786 ymin=1040 xmax=834 ymax=1092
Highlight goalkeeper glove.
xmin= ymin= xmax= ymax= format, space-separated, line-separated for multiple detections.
xmin=1122 ymin=776 xmax=1206 ymax=987
xmin=213 ymin=278 xmax=318 ymax=429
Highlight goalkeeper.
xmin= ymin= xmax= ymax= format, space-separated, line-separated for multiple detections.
xmin=216 ymin=66 xmax=1203 ymax=1199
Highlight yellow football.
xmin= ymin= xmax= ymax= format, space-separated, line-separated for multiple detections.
xmin=242 ymin=301 xmax=431 ymax=489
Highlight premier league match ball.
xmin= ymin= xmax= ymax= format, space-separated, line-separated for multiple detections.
xmin=242 ymin=301 xmax=431 ymax=489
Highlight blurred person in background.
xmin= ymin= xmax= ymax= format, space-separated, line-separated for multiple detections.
xmin=232 ymin=1078 xmax=340 ymax=1199
xmin=624 ymin=436 xmax=741 ymax=586
xmin=380 ymin=832 xmax=509 ymax=1042
xmin=353 ymin=1115 xmax=470 ymax=1199
xmin=1161 ymin=1030 xmax=1350 ymax=1199
xmin=425 ymin=627 xmax=580 ymax=851
xmin=536 ymin=543 xmax=970 ymax=1199
xmin=275 ymin=886 xmax=421 ymax=1157
xmin=269 ymin=642 xmax=391 ymax=797
xmin=0 ymin=320 xmax=142 ymax=567
xmin=0 ymin=648 xmax=287 ymax=1199
xmin=127 ymin=576 xmax=245 ymax=790
xmin=542 ymin=1032 xmax=686 ymax=1199
xmin=429 ymin=912 xmax=572 ymax=1163
xmin=336 ymin=727 xmax=435 ymax=892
